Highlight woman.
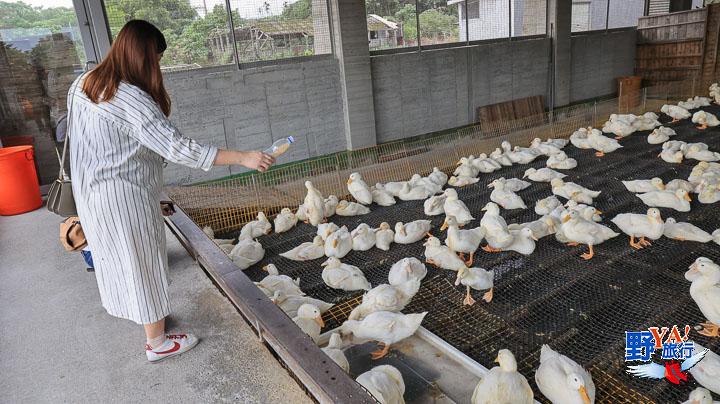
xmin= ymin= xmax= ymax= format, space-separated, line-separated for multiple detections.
xmin=68 ymin=20 xmax=274 ymax=362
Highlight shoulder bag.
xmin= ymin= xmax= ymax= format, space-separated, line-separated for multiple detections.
xmin=47 ymin=76 xmax=80 ymax=217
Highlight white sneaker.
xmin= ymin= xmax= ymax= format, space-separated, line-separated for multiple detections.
xmin=146 ymin=333 xmax=199 ymax=363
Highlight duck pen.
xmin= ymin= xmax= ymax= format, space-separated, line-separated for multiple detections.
xmin=165 ymin=81 xmax=720 ymax=403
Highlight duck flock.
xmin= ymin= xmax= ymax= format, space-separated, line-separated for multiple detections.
xmin=201 ymin=86 xmax=720 ymax=404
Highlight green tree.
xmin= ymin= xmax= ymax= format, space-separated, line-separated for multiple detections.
xmin=281 ymin=0 xmax=312 ymax=20
xmin=419 ymin=9 xmax=457 ymax=38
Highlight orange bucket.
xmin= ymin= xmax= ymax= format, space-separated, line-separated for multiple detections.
xmin=0 ymin=146 xmax=42 ymax=215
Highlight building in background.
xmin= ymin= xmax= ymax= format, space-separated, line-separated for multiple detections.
xmin=367 ymin=14 xmax=403 ymax=48
xmin=451 ymin=0 xmax=546 ymax=40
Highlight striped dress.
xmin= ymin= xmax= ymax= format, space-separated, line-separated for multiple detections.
xmin=68 ymin=75 xmax=217 ymax=324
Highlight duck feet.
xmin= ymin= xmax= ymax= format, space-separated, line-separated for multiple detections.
xmin=697 ymin=322 xmax=720 ymax=337
xmin=458 ymin=252 xmax=466 ymax=261
xmin=615 ymin=136 xmax=623 ymax=140
xmin=482 ymin=288 xmax=494 ymax=303
xmin=629 ymin=235 xmax=643 ymax=250
xmin=370 ymin=342 xmax=391 ymax=359
xmin=671 ymin=118 xmax=679 ymax=123
xmin=595 ymin=151 xmax=605 ymax=157
xmin=580 ymin=245 xmax=595 ymax=260
xmin=697 ymin=124 xmax=708 ymax=130
xmin=638 ymin=237 xmax=652 ymax=247
xmin=425 ymin=259 xmax=438 ymax=267
xmin=481 ymin=245 xmax=501 ymax=253
xmin=465 ymin=252 xmax=475 ymax=267
xmin=566 ymin=242 xmax=580 ymax=247
xmin=463 ymin=286 xmax=476 ymax=306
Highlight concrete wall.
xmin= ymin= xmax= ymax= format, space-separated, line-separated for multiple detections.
xmin=569 ymin=28 xmax=637 ymax=103
xmin=162 ymin=57 xmax=346 ymax=185
xmin=370 ymin=37 xmax=551 ymax=143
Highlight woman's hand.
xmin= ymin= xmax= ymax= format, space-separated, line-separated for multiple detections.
xmin=239 ymin=151 xmax=275 ymax=172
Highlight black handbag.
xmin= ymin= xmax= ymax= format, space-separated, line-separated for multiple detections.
xmin=47 ymin=78 xmax=79 ymax=217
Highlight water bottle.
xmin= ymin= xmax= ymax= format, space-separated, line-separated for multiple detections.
xmin=264 ymin=136 xmax=295 ymax=158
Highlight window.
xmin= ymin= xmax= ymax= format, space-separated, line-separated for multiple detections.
xmin=607 ymin=0 xmax=645 ymax=29
xmin=366 ymin=0 xmax=416 ymax=50
xmin=571 ymin=0 xmax=592 ymax=32
xmin=370 ymin=30 xmax=378 ymax=39
xmin=418 ymin=0 xmax=461 ymax=47
xmin=0 ymin=0 xmax=87 ymax=184
xmin=467 ymin=0 xmax=510 ymax=41
xmin=513 ymin=0 xmax=546 ymax=36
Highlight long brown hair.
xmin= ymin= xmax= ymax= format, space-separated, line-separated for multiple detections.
xmin=82 ymin=20 xmax=171 ymax=116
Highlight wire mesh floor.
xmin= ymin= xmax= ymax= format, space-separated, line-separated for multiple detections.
xmin=207 ymin=106 xmax=719 ymax=403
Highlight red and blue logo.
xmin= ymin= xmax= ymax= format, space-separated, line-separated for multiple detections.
xmin=625 ymin=325 xmax=708 ymax=384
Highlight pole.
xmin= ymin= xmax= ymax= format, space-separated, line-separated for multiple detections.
xmin=605 ymin=0 xmax=610 ymax=32
xmin=224 ymin=0 xmax=241 ymax=69
xmin=415 ymin=0 xmax=421 ymax=52
xmin=465 ymin=0 xmax=469 ymax=44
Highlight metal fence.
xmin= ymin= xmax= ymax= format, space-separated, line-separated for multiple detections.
xmin=166 ymin=76 xmax=707 ymax=235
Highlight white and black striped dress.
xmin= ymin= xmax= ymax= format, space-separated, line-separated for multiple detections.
xmin=68 ymin=75 xmax=217 ymax=324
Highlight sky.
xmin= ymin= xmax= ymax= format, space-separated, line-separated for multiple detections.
xmin=10 ymin=0 xmax=296 ymax=18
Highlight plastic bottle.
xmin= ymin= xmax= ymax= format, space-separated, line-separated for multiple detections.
xmin=264 ymin=136 xmax=295 ymax=158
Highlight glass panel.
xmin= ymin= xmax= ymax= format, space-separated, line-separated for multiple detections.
xmin=0 ymin=0 xmax=87 ymax=185
xmin=366 ymin=0 xmax=416 ymax=50
xmin=512 ymin=0 xmax=546 ymax=37
xmin=467 ymin=0 xmax=510 ymax=41
xmin=418 ymin=0 xmax=461 ymax=47
xmin=571 ymin=0 xmax=600 ymax=32
xmin=103 ymin=0 xmax=236 ymax=70
xmin=228 ymin=0 xmax=332 ymax=62
xmin=607 ymin=0 xmax=644 ymax=29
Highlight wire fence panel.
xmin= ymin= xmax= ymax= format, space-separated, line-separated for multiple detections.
xmin=417 ymin=0 xmax=461 ymax=47
xmin=103 ymin=0 xmax=236 ymax=71
xmin=466 ymin=0 xmax=511 ymax=41
xmin=607 ymin=0 xmax=646 ymax=29
xmin=513 ymin=0 xmax=547 ymax=37
xmin=366 ymin=0 xmax=418 ymax=50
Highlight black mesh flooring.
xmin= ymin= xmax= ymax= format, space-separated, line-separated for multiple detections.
xmin=220 ymin=105 xmax=720 ymax=403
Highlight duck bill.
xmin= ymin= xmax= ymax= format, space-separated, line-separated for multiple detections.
xmin=595 ymin=209 xmax=603 ymax=215
xmin=332 ymin=239 xmax=339 ymax=248
xmin=684 ymin=193 xmax=692 ymax=201
xmin=494 ymin=355 xmax=500 ymax=364
xmin=531 ymin=235 xmax=538 ymax=241
xmin=315 ymin=316 xmax=325 ymax=328
xmin=440 ymin=222 xmax=448 ymax=231
xmin=262 ymin=265 xmax=269 ymax=272
xmin=562 ymin=216 xmax=571 ymax=223
xmin=578 ymin=386 xmax=590 ymax=404
xmin=346 ymin=179 xmax=352 ymax=185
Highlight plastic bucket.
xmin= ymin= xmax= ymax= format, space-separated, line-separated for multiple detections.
xmin=0 ymin=146 xmax=42 ymax=215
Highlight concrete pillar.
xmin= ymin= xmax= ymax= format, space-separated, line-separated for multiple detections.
xmin=330 ymin=0 xmax=377 ymax=149
xmin=312 ymin=0 xmax=332 ymax=54
xmin=547 ymin=0 xmax=572 ymax=107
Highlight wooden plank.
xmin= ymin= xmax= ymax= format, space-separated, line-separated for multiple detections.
xmin=164 ymin=203 xmax=376 ymax=404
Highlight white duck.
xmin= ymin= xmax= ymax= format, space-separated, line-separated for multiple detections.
xmin=321 ymin=333 xmax=349 ymax=373
xmin=428 ymin=167 xmax=449 ymax=186
xmin=375 ymin=222 xmax=395 ymax=251
xmin=611 ymin=208 xmax=664 ymax=250
xmin=423 ymin=236 xmax=465 ymax=270
xmin=472 ymin=154 xmax=502 ymax=173
xmin=397 ymin=182 xmax=433 ymax=201
xmin=633 ymin=112 xmax=661 ymax=131
xmin=340 ymin=311 xmax=427 ymax=359
xmin=502 ymin=228 xmax=538 ymax=255
xmin=382 ymin=180 xmax=407 ymax=197
xmin=443 ymin=188 xmax=474 ymax=225
xmin=347 ymin=172 xmax=373 ymax=205
xmin=240 ymin=211 xmax=272 ymax=239
xmin=348 ymin=280 xmax=421 ymax=321
xmin=409 ymin=174 xmax=443 ymax=195
xmin=561 ymin=210 xmax=619 ymax=260
xmin=256 ymin=264 xmax=304 ymax=297
xmin=622 ymin=177 xmax=665 ymax=193
xmin=680 ymin=96 xmax=711 ymax=109
xmin=321 ymin=257 xmax=371 ymax=291
xmin=471 ymin=349 xmax=534 ymax=404
xmin=661 ymin=104 xmax=691 ymax=122
xmin=530 ymin=137 xmax=562 ymax=156
xmin=535 ymin=195 xmax=563 ymax=215
xmin=666 ymin=179 xmax=695 ymax=193
xmin=394 ymin=220 xmax=432 ymax=244
xmin=509 ymin=216 xmax=558 ymax=239
xmin=488 ymin=177 xmax=531 ymax=192
xmin=660 ymin=146 xmax=685 ymax=164
xmin=292 ymin=303 xmax=324 ymax=343
xmin=490 ymin=147 xmax=513 ymax=166
xmin=689 ymin=342 xmax=720 ymax=394
xmin=547 ymin=151 xmax=578 ymax=170
xmin=664 ymin=218 xmax=714 ymax=242
xmin=274 ymin=208 xmax=298 ymax=233
xmin=711 ymin=82 xmax=720 ymax=104
xmin=587 ymin=129 xmax=623 ymax=157
xmin=692 ymin=110 xmax=720 ymax=130
xmin=637 ymin=189 xmax=691 ymax=212
xmin=551 ymin=178 xmax=601 ymax=205
xmin=524 ymin=167 xmax=567 ymax=182
xmin=602 ymin=114 xmax=636 ymax=139
xmin=648 ymin=126 xmax=676 ymax=144
xmin=388 ymin=257 xmax=428 ymax=285
xmin=324 ymin=226 xmax=352 ymax=258
xmin=423 ymin=193 xmax=447 ymax=216
xmin=699 ymin=185 xmax=720 ymax=204
xmin=570 ymin=127 xmax=595 ymax=149
xmin=352 ymin=223 xmax=376 ymax=251
xmin=454 ymin=158 xmax=481 ymax=178
xmin=202 ymin=225 xmax=215 ymax=238
xmin=685 ymin=258 xmax=720 ymax=338
xmin=317 ymin=222 xmax=339 ymax=241
xmin=535 ymin=344 xmax=595 ymax=404
xmin=270 ymin=290 xmax=333 ymax=318
xmin=682 ymin=387 xmax=719 ymax=404
xmin=371 ymin=184 xmax=396 ymax=207
xmin=455 ymin=266 xmax=494 ymax=305
xmin=324 ymin=195 xmax=339 ymax=218
xmin=442 ymin=215 xmax=485 ymax=266
xmin=229 ymin=237 xmax=265 ymax=269
xmin=685 ymin=144 xmax=720 ymax=162
xmin=280 ymin=235 xmax=325 ymax=261
xmin=479 ymin=202 xmax=513 ymax=253
xmin=490 ymin=179 xmax=527 ymax=210
xmin=448 ymin=175 xmax=479 ymax=187
xmin=295 ymin=204 xmax=309 ymax=222
xmin=303 ymin=181 xmax=325 ymax=226
xmin=356 ymin=365 xmax=406 ymax=404
xmin=507 ymin=146 xmax=540 ymax=164
xmin=335 ymin=200 xmax=370 ymax=216
xmin=546 ymin=138 xmax=569 ymax=148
